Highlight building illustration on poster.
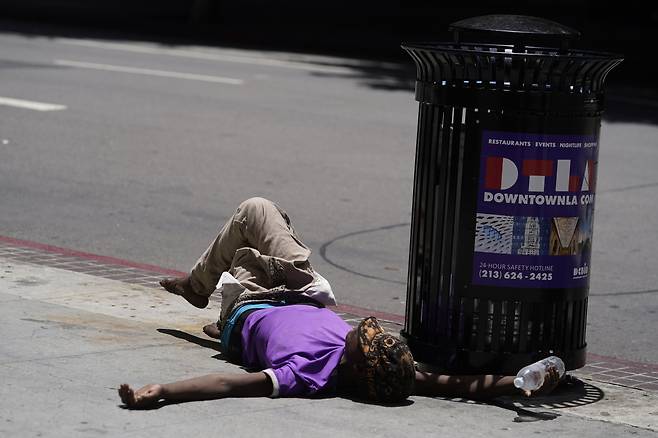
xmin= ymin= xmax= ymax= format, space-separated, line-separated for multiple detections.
xmin=513 ymin=216 xmax=551 ymax=255
xmin=518 ymin=217 xmax=541 ymax=255
xmin=474 ymin=214 xmax=514 ymax=254
xmin=551 ymin=217 xmax=579 ymax=255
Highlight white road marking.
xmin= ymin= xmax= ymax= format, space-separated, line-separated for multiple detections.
xmin=54 ymin=60 xmax=244 ymax=85
xmin=55 ymin=38 xmax=358 ymax=74
xmin=0 ymin=96 xmax=67 ymax=111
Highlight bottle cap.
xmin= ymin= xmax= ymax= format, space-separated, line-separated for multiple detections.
xmin=513 ymin=377 xmax=524 ymax=388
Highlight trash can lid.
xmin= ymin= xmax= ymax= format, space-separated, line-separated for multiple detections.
xmin=450 ymin=15 xmax=580 ymax=49
xmin=450 ymin=15 xmax=580 ymax=38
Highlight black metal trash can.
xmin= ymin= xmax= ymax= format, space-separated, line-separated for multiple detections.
xmin=401 ymin=15 xmax=623 ymax=374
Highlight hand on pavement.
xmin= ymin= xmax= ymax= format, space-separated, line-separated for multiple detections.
xmin=119 ymin=383 xmax=164 ymax=409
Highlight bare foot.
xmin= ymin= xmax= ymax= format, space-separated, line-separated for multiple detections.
xmin=160 ymin=276 xmax=209 ymax=309
xmin=203 ymin=322 xmax=221 ymax=339
xmin=118 ymin=383 xmax=164 ymax=409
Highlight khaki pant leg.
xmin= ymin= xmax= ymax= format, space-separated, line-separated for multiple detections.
xmin=189 ymin=197 xmax=314 ymax=296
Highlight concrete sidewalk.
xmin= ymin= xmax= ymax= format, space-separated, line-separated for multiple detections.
xmin=1 ymin=252 xmax=657 ymax=437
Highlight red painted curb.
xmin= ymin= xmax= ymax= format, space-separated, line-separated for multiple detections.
xmin=0 ymin=235 xmax=186 ymax=277
xmin=335 ymin=304 xmax=404 ymax=324
xmin=587 ymin=353 xmax=658 ymax=372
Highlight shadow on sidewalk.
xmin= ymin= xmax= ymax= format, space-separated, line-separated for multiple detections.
xmin=157 ymin=328 xmax=222 ymax=354
xmin=431 ymin=376 xmax=604 ymax=422
xmin=493 ymin=377 xmax=605 ymax=422
xmin=604 ymin=88 xmax=658 ymax=126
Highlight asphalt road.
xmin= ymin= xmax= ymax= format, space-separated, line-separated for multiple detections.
xmin=1 ymin=26 xmax=656 ymax=364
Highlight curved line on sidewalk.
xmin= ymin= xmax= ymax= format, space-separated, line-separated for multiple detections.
xmin=319 ymin=223 xmax=409 ymax=286
xmin=591 ymin=288 xmax=658 ymax=297
xmin=599 ymin=181 xmax=658 ymax=194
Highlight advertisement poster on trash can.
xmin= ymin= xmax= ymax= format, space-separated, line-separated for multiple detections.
xmin=473 ymin=130 xmax=598 ymax=288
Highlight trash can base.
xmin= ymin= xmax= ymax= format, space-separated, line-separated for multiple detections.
xmin=401 ymin=331 xmax=586 ymax=375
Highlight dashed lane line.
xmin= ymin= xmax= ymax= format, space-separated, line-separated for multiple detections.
xmin=55 ymin=38 xmax=359 ymax=74
xmin=0 ymin=96 xmax=67 ymax=111
xmin=54 ymin=59 xmax=245 ymax=85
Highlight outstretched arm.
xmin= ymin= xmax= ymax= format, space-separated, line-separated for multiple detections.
xmin=414 ymin=372 xmax=516 ymax=399
xmin=414 ymin=368 xmax=560 ymax=399
xmin=119 ymin=372 xmax=272 ymax=409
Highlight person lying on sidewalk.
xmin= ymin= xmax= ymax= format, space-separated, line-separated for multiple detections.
xmin=118 ymin=197 xmax=562 ymax=409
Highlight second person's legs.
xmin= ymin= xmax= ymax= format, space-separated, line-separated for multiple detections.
xmin=161 ymin=197 xmax=315 ymax=308
xmin=189 ymin=197 xmax=314 ymax=295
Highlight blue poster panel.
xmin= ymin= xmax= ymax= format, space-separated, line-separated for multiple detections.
xmin=473 ymin=130 xmax=598 ymax=288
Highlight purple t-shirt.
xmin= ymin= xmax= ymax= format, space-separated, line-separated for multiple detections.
xmin=241 ymin=305 xmax=350 ymax=397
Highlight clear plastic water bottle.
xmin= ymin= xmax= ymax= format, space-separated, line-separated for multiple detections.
xmin=513 ymin=356 xmax=566 ymax=391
